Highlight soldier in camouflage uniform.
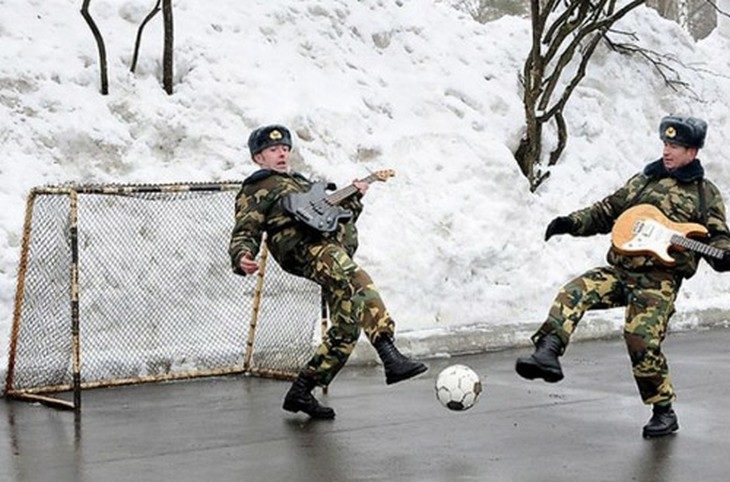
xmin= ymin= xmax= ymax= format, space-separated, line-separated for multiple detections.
xmin=229 ymin=125 xmax=427 ymax=419
xmin=515 ymin=116 xmax=730 ymax=438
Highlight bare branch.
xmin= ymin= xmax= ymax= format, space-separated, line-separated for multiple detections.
xmin=544 ymin=0 xmax=585 ymax=44
xmin=539 ymin=0 xmax=644 ymax=110
xmin=80 ymin=0 xmax=108 ymax=95
xmin=603 ymin=36 xmax=703 ymax=101
xmin=131 ymin=0 xmax=162 ymax=73
xmin=543 ymin=0 xmax=623 ymax=67
xmin=548 ymin=111 xmax=568 ymax=166
xmin=531 ymin=170 xmax=551 ymax=192
xmin=606 ymin=27 xmax=639 ymax=40
xmin=542 ymin=0 xmax=608 ymax=65
xmin=540 ymin=31 xmax=604 ymax=121
xmin=539 ymin=0 xmax=565 ymax=28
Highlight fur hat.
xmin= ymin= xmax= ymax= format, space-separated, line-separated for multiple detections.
xmin=248 ymin=125 xmax=293 ymax=157
xmin=659 ymin=116 xmax=707 ymax=148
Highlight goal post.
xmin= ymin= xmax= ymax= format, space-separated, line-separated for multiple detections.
xmin=4 ymin=182 xmax=325 ymax=412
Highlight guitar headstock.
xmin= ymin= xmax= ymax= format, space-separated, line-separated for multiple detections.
xmin=373 ymin=169 xmax=395 ymax=182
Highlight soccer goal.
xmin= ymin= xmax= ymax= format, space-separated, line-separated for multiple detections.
xmin=5 ymin=182 xmax=324 ymax=412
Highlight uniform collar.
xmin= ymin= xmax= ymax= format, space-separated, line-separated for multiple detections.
xmin=643 ymin=158 xmax=704 ymax=183
xmin=242 ymin=169 xmax=308 ymax=186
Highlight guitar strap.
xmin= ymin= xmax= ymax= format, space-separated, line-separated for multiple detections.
xmin=698 ymin=178 xmax=707 ymax=226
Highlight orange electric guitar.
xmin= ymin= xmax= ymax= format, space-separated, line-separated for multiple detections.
xmin=611 ymin=204 xmax=725 ymax=266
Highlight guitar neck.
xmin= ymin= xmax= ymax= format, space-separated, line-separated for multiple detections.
xmin=326 ymin=173 xmax=380 ymax=205
xmin=670 ymin=234 xmax=725 ymax=259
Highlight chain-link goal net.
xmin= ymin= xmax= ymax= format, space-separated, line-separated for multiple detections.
xmin=5 ymin=183 xmax=323 ymax=406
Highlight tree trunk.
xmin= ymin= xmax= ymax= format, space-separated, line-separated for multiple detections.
xmin=513 ymin=0 xmax=551 ymax=192
xmin=162 ymin=0 xmax=173 ymax=95
xmin=515 ymin=124 xmax=550 ymax=192
xmin=80 ymin=0 xmax=109 ymax=95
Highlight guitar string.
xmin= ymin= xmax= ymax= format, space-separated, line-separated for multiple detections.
xmin=307 ymin=174 xmax=380 ymax=211
xmin=670 ymin=234 xmax=724 ymax=258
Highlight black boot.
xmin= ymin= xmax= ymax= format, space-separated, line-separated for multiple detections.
xmin=642 ymin=404 xmax=679 ymax=438
xmin=282 ymin=374 xmax=335 ymax=419
xmin=515 ymin=333 xmax=565 ymax=383
xmin=373 ymin=336 xmax=428 ymax=385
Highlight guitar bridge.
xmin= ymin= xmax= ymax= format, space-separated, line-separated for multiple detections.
xmin=633 ymin=220 xmax=654 ymax=238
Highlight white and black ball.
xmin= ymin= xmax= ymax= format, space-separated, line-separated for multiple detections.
xmin=434 ymin=364 xmax=482 ymax=411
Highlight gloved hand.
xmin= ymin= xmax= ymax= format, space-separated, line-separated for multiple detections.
xmin=544 ymin=216 xmax=574 ymax=241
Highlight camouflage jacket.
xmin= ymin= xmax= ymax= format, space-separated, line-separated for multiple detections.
xmin=567 ymin=159 xmax=730 ymax=279
xmin=229 ymin=169 xmax=364 ymax=276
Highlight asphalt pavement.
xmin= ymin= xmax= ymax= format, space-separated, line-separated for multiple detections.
xmin=2 ymin=327 xmax=730 ymax=482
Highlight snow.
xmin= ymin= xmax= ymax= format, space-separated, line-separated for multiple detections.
xmin=2 ymin=0 xmax=730 ymax=380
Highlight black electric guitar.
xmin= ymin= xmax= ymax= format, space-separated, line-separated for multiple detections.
xmin=281 ymin=169 xmax=395 ymax=232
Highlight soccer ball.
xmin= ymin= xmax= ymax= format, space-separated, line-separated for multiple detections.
xmin=435 ymin=364 xmax=482 ymax=411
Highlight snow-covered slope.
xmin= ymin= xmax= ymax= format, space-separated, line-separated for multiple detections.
xmin=2 ymin=0 xmax=730 ymax=369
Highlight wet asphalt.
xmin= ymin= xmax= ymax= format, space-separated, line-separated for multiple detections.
xmin=2 ymin=327 xmax=730 ymax=482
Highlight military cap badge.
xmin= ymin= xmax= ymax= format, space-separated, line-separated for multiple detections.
xmin=269 ymin=130 xmax=283 ymax=140
xmin=665 ymin=126 xmax=676 ymax=139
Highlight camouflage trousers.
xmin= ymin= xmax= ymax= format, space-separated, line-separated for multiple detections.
xmin=532 ymin=266 xmax=680 ymax=405
xmin=293 ymin=242 xmax=395 ymax=386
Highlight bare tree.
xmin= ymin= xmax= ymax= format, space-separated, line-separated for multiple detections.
xmin=515 ymin=0 xmax=645 ymax=192
xmin=80 ymin=0 xmax=109 ymax=95
xmin=131 ymin=0 xmax=162 ymax=73
xmin=162 ymin=0 xmax=174 ymax=95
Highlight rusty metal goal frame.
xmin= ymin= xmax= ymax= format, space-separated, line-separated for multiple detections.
xmin=4 ymin=182 xmax=328 ymax=413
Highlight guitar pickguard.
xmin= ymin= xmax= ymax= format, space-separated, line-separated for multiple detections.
xmin=619 ymin=218 xmax=676 ymax=264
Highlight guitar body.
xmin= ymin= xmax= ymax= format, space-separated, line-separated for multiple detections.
xmin=611 ymin=204 xmax=708 ymax=266
xmin=281 ymin=182 xmax=353 ymax=233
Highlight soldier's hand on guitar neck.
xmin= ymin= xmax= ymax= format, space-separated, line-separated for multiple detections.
xmin=352 ymin=180 xmax=369 ymax=196
xmin=239 ymin=252 xmax=259 ymax=275
xmin=545 ymin=216 xmax=575 ymax=241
